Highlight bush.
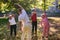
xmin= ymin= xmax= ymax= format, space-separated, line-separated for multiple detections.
xmin=0 ymin=18 xmax=8 ymax=25
xmin=0 ymin=18 xmax=10 ymax=40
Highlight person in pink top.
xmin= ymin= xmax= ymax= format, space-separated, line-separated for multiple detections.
xmin=40 ymin=14 xmax=50 ymax=40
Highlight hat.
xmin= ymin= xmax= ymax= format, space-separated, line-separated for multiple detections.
xmin=8 ymin=15 xmax=12 ymax=17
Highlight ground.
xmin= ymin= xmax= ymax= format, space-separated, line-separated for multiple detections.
xmin=0 ymin=17 xmax=60 ymax=40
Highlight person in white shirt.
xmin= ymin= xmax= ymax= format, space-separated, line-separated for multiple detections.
xmin=18 ymin=8 xmax=31 ymax=40
xmin=8 ymin=14 xmax=17 ymax=37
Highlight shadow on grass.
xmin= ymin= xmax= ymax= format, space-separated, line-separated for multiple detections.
xmin=48 ymin=18 xmax=60 ymax=40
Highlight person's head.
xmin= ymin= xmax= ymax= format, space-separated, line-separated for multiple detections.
xmin=32 ymin=9 xmax=36 ymax=15
xmin=41 ymin=14 xmax=46 ymax=19
xmin=18 ymin=8 xmax=22 ymax=15
xmin=32 ymin=8 xmax=36 ymax=12
xmin=8 ymin=15 xmax=13 ymax=19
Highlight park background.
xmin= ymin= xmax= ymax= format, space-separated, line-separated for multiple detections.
xmin=0 ymin=0 xmax=60 ymax=40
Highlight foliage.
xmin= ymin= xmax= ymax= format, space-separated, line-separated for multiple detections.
xmin=0 ymin=18 xmax=8 ymax=25
xmin=0 ymin=18 xmax=9 ymax=40
xmin=0 ymin=0 xmax=40 ymax=13
xmin=0 ymin=0 xmax=59 ymax=14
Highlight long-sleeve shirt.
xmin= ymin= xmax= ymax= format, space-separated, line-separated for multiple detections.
xmin=31 ymin=12 xmax=37 ymax=22
xmin=18 ymin=9 xmax=30 ymax=27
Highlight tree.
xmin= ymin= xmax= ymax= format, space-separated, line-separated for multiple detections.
xmin=0 ymin=0 xmax=40 ymax=13
xmin=0 ymin=0 xmax=56 ymax=13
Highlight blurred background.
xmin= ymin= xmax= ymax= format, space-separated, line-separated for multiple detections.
xmin=0 ymin=0 xmax=60 ymax=40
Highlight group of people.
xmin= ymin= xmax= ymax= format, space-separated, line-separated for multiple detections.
xmin=8 ymin=4 xmax=49 ymax=40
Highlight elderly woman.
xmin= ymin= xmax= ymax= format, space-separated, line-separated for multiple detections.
xmin=14 ymin=4 xmax=31 ymax=40
xmin=18 ymin=8 xmax=31 ymax=40
xmin=40 ymin=14 xmax=50 ymax=40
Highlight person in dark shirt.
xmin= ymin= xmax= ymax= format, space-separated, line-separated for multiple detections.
xmin=31 ymin=9 xmax=37 ymax=39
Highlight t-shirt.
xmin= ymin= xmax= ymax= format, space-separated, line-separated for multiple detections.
xmin=9 ymin=17 xmax=16 ymax=25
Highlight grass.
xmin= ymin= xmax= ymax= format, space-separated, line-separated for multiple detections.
xmin=0 ymin=17 xmax=60 ymax=40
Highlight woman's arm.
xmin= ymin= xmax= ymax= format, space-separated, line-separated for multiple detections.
xmin=18 ymin=21 xmax=23 ymax=31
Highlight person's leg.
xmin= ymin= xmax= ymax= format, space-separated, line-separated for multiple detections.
xmin=10 ymin=25 xmax=13 ymax=36
xmin=20 ymin=21 xmax=22 ymax=32
xmin=32 ymin=22 xmax=34 ymax=35
xmin=13 ymin=25 xmax=17 ymax=36
xmin=21 ymin=32 xmax=25 ymax=40
xmin=45 ymin=26 xmax=49 ymax=40
xmin=32 ymin=22 xmax=35 ymax=39
xmin=21 ymin=27 xmax=26 ymax=40
xmin=35 ymin=21 xmax=37 ymax=36
xmin=34 ymin=21 xmax=37 ymax=40
xmin=26 ymin=26 xmax=31 ymax=40
xmin=42 ymin=26 xmax=46 ymax=40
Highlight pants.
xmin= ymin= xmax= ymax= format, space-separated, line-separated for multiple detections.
xmin=21 ymin=26 xmax=31 ymax=40
xmin=10 ymin=24 xmax=17 ymax=36
xmin=32 ymin=21 xmax=37 ymax=36
xmin=43 ymin=26 xmax=49 ymax=38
